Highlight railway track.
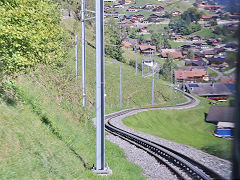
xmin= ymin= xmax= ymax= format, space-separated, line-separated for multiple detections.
xmin=105 ymin=91 xmax=224 ymax=180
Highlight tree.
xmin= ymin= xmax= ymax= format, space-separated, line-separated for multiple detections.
xmin=105 ymin=18 xmax=124 ymax=62
xmin=161 ymin=55 xmax=176 ymax=81
xmin=169 ymin=7 xmax=203 ymax=35
xmin=137 ymin=35 xmax=145 ymax=44
xmin=0 ymin=0 xmax=65 ymax=79
xmin=187 ymin=49 xmax=195 ymax=59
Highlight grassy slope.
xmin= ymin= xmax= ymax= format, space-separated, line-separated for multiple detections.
xmin=0 ymin=12 xmax=187 ymax=179
xmin=123 ymin=97 xmax=232 ymax=160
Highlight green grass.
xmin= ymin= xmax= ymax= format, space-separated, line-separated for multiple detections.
xmin=0 ymin=13 xmax=188 ymax=179
xmin=123 ymin=97 xmax=232 ymax=160
xmin=191 ymin=28 xmax=216 ymax=39
xmin=168 ymin=40 xmax=185 ymax=48
xmin=207 ymin=68 xmax=218 ymax=79
xmin=148 ymin=24 xmax=168 ymax=32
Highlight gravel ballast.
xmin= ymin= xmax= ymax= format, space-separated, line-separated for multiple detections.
xmin=93 ymin=95 xmax=232 ymax=179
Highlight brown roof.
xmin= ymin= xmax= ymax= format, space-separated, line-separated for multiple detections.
xmin=206 ymin=106 xmax=235 ymax=123
xmin=161 ymin=51 xmax=183 ymax=59
xmin=136 ymin=44 xmax=156 ymax=51
xmin=186 ymin=82 xmax=232 ymax=97
xmin=176 ymin=68 xmax=207 ymax=79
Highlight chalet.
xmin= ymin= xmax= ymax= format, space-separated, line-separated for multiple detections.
xmin=138 ymin=27 xmax=148 ymax=33
xmin=185 ymin=60 xmax=206 ymax=66
xmin=127 ymin=6 xmax=138 ymax=12
xmin=200 ymin=16 xmax=213 ymax=21
xmin=171 ymin=35 xmax=184 ymax=41
xmin=176 ymin=68 xmax=207 ymax=81
xmin=161 ymin=50 xmax=184 ymax=60
xmin=146 ymin=38 xmax=152 ymax=43
xmin=144 ymin=3 xmax=154 ymax=9
xmin=113 ymin=4 xmax=123 ymax=9
xmin=142 ymin=20 xmax=149 ymax=24
xmin=121 ymin=0 xmax=131 ymax=5
xmin=181 ymin=44 xmax=195 ymax=50
xmin=143 ymin=58 xmax=154 ymax=67
xmin=206 ymin=106 xmax=235 ymax=124
xmin=186 ymin=82 xmax=232 ymax=100
xmin=171 ymin=10 xmax=182 ymax=16
xmin=206 ymin=39 xmax=219 ymax=46
xmin=202 ymin=50 xmax=215 ymax=58
xmin=190 ymin=35 xmax=201 ymax=41
xmin=122 ymin=20 xmax=135 ymax=27
xmin=204 ymin=5 xmax=222 ymax=11
xmin=206 ymin=106 xmax=235 ymax=137
xmin=106 ymin=11 xmax=119 ymax=19
xmin=149 ymin=14 xmax=160 ymax=21
xmin=153 ymin=6 xmax=164 ymax=13
xmin=122 ymin=40 xmax=130 ymax=47
xmin=194 ymin=51 xmax=204 ymax=59
xmin=136 ymin=44 xmax=156 ymax=54
xmin=207 ymin=57 xmax=228 ymax=68
xmin=135 ymin=14 xmax=145 ymax=21
xmin=104 ymin=5 xmax=111 ymax=11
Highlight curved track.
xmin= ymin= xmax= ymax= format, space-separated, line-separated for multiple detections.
xmin=105 ymin=90 xmax=224 ymax=180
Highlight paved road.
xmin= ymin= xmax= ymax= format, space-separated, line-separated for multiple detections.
xmin=224 ymin=67 xmax=236 ymax=74
xmin=208 ymin=67 xmax=223 ymax=81
xmin=208 ymin=67 xmax=236 ymax=81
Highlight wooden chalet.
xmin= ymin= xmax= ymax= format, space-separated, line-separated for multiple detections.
xmin=207 ymin=57 xmax=228 ymax=68
xmin=144 ymin=3 xmax=154 ymax=9
xmin=136 ymin=44 xmax=156 ymax=54
xmin=200 ymin=16 xmax=213 ymax=21
xmin=113 ymin=4 xmax=123 ymax=9
xmin=138 ymin=27 xmax=148 ymax=33
xmin=186 ymin=82 xmax=232 ymax=100
xmin=127 ymin=6 xmax=138 ymax=12
xmin=202 ymin=50 xmax=215 ymax=58
xmin=176 ymin=68 xmax=207 ymax=81
xmin=171 ymin=10 xmax=182 ymax=16
xmin=190 ymin=35 xmax=201 ymax=41
xmin=149 ymin=14 xmax=160 ymax=21
xmin=185 ymin=60 xmax=206 ymax=67
xmin=153 ymin=6 xmax=164 ymax=13
xmin=161 ymin=50 xmax=184 ymax=60
xmin=206 ymin=39 xmax=219 ymax=46
xmin=121 ymin=0 xmax=131 ymax=5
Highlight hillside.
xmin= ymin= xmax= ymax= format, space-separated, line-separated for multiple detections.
xmin=0 ymin=2 xmax=185 ymax=178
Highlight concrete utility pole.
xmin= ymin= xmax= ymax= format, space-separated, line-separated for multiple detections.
xmin=120 ymin=66 xmax=122 ymax=107
xmin=75 ymin=35 xmax=78 ymax=80
xmin=152 ymin=67 xmax=154 ymax=105
xmin=136 ymin=58 xmax=137 ymax=75
xmin=174 ymin=70 xmax=177 ymax=100
xmin=183 ymin=70 xmax=186 ymax=92
xmin=94 ymin=0 xmax=111 ymax=174
xmin=81 ymin=0 xmax=86 ymax=107
xmin=142 ymin=60 xmax=143 ymax=77
xmin=171 ymin=66 xmax=173 ymax=85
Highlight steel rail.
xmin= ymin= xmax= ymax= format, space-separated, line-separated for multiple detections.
xmin=105 ymin=91 xmax=224 ymax=180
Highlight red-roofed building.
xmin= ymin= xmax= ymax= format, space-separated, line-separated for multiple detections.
xmin=176 ymin=68 xmax=207 ymax=81
xmin=122 ymin=40 xmax=130 ymax=47
xmin=200 ymin=16 xmax=213 ymax=21
xmin=136 ymin=44 xmax=156 ymax=54
xmin=161 ymin=50 xmax=184 ymax=60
